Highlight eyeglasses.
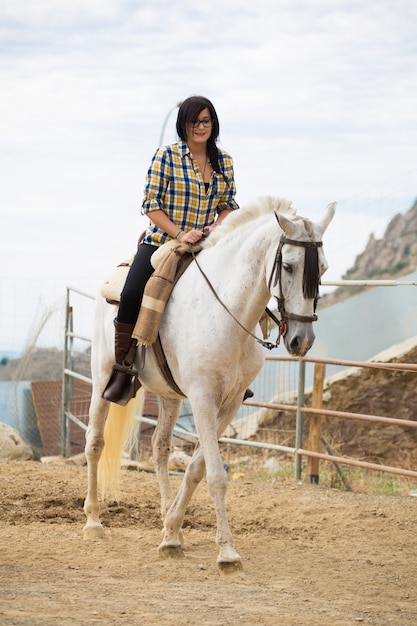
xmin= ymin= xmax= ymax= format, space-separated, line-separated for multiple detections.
xmin=189 ymin=118 xmax=213 ymax=129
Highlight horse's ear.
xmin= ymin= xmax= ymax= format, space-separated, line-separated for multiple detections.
xmin=274 ymin=211 xmax=296 ymax=237
xmin=318 ymin=202 xmax=336 ymax=235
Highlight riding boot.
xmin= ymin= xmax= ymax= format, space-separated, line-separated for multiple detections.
xmin=102 ymin=320 xmax=141 ymax=405
xmin=243 ymin=388 xmax=254 ymax=401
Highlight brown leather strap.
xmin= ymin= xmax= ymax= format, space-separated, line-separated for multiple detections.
xmin=174 ymin=251 xmax=194 ymax=280
xmin=153 ymin=335 xmax=185 ymax=397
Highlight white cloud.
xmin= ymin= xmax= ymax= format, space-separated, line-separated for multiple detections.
xmin=0 ymin=0 xmax=124 ymax=23
xmin=1 ymin=0 xmax=417 ymax=350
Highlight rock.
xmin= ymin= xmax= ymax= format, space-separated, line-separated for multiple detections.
xmin=40 ymin=453 xmax=87 ymax=466
xmin=120 ymin=458 xmax=154 ymax=472
xmin=40 ymin=455 xmax=67 ymax=464
xmin=347 ymin=201 xmax=417 ymax=281
xmin=67 ymin=452 xmax=87 ymax=466
xmin=0 ymin=422 xmax=34 ymax=461
xmin=263 ymin=456 xmax=281 ymax=473
xmin=320 ymin=198 xmax=417 ymax=308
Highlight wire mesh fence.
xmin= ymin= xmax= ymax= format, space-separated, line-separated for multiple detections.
xmin=0 ymin=286 xmax=96 ymax=458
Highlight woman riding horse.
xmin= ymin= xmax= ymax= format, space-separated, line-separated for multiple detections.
xmin=103 ymin=95 xmax=250 ymax=404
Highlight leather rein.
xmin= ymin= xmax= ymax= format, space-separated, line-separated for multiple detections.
xmin=268 ymin=235 xmax=323 ymax=337
xmin=190 ymin=233 xmax=323 ymax=351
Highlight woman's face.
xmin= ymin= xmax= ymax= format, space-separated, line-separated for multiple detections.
xmin=186 ymin=107 xmax=213 ymax=145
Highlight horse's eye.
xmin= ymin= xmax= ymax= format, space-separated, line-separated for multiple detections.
xmin=282 ymin=263 xmax=292 ymax=274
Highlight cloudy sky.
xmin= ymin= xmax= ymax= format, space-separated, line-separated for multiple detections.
xmin=1 ymin=0 xmax=417 ymax=351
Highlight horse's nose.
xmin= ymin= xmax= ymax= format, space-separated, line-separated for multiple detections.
xmin=288 ymin=329 xmax=315 ymax=356
xmin=289 ymin=336 xmax=302 ymax=354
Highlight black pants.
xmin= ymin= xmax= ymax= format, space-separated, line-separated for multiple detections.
xmin=117 ymin=243 xmax=158 ymax=324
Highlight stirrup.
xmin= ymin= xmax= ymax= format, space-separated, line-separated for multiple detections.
xmin=115 ymin=373 xmax=141 ymax=406
xmin=102 ymin=364 xmax=141 ymax=406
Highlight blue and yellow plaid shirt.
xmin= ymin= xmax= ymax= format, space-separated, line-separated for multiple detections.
xmin=141 ymin=141 xmax=239 ymax=246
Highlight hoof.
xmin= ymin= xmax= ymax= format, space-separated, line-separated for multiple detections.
xmin=217 ymin=559 xmax=243 ymax=575
xmin=160 ymin=527 xmax=185 ymax=548
xmin=158 ymin=543 xmax=185 ymax=559
xmin=83 ymin=523 xmax=104 ymax=540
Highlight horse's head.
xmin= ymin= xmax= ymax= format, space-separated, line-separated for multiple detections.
xmin=269 ymin=202 xmax=336 ymax=356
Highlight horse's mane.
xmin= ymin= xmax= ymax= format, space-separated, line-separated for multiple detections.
xmin=203 ymin=196 xmax=296 ymax=249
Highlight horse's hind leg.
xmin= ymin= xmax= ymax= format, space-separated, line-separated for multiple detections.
xmin=152 ymin=397 xmax=183 ymax=519
xmin=83 ymin=393 xmax=109 ymax=539
xmin=158 ymin=444 xmax=206 ymax=559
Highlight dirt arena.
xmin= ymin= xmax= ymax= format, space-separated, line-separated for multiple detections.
xmin=1 ymin=459 xmax=416 ymax=626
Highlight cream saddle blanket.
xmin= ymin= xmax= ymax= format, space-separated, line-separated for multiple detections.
xmin=100 ymin=241 xmax=200 ymax=346
xmin=100 ymin=240 xmax=200 ymax=303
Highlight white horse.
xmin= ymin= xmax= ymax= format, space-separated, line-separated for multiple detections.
xmin=84 ymin=196 xmax=336 ymax=573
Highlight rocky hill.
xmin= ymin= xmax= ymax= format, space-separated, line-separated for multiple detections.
xmin=312 ymin=341 xmax=417 ymax=471
xmin=252 ymin=339 xmax=417 ymax=472
xmin=320 ymin=197 xmax=417 ymax=308
xmin=0 ymin=347 xmax=91 ymax=382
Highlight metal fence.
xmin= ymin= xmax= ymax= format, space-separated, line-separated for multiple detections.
xmin=62 ymin=286 xmax=417 ymax=483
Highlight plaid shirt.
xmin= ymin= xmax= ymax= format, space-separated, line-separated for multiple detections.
xmin=141 ymin=141 xmax=239 ymax=246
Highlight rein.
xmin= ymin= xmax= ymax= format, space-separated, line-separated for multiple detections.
xmin=189 ymin=230 xmax=323 ymax=350
xmin=190 ymin=246 xmax=279 ymax=350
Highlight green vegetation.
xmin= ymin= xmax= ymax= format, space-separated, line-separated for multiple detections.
xmin=226 ymin=458 xmax=417 ymax=497
xmin=389 ymin=260 xmax=409 ymax=275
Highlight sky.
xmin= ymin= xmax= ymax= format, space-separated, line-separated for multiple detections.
xmin=1 ymin=0 xmax=417 ymax=351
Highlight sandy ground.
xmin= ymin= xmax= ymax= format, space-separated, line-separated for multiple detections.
xmin=1 ymin=460 xmax=417 ymax=626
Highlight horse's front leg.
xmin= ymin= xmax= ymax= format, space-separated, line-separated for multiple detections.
xmin=83 ymin=393 xmax=109 ymax=539
xmin=205 ymin=436 xmax=242 ymax=570
xmin=201 ymin=396 xmax=244 ymax=572
xmin=152 ymin=397 xmax=183 ymax=521
xmin=159 ymin=396 xmax=243 ymax=573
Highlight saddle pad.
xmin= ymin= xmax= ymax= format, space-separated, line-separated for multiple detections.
xmin=100 ymin=255 xmax=134 ymax=303
xmin=133 ymin=248 xmax=194 ymax=346
xmin=100 ymin=241 xmax=202 ymax=304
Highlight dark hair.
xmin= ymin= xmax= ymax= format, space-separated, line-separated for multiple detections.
xmin=176 ymin=96 xmax=222 ymax=174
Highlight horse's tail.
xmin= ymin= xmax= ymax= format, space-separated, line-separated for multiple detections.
xmin=97 ymin=388 xmax=145 ymax=501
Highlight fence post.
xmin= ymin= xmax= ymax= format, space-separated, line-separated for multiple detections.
xmin=294 ymin=359 xmax=306 ymax=480
xmin=307 ymin=362 xmax=326 ymax=483
xmin=61 ymin=289 xmax=73 ymax=457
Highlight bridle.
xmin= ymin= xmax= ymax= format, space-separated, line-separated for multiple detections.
xmin=267 ymin=235 xmax=323 ymax=344
xmin=189 ymin=228 xmax=323 ymax=351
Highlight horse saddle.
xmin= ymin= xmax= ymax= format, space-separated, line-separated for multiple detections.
xmin=100 ymin=240 xmax=203 ymax=305
xmin=99 ymin=241 xmax=202 ymax=398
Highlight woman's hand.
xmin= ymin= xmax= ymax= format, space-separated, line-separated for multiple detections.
xmin=178 ymin=229 xmax=204 ymax=244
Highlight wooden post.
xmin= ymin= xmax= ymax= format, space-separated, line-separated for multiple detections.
xmin=307 ymin=362 xmax=326 ymax=483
